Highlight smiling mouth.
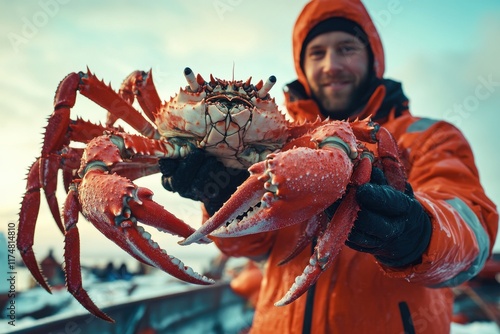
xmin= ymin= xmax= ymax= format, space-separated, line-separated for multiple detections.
xmin=322 ymin=81 xmax=351 ymax=91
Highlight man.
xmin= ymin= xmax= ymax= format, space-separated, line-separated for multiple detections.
xmin=160 ymin=0 xmax=498 ymax=332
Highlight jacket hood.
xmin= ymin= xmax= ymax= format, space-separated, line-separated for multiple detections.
xmin=293 ymin=0 xmax=385 ymax=97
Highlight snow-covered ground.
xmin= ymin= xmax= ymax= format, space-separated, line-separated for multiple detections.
xmin=0 ymin=254 xmax=254 ymax=333
xmin=1 ymin=270 xmax=198 ymax=332
xmin=1 ymin=269 xmax=499 ymax=334
xmin=451 ymin=322 xmax=500 ymax=334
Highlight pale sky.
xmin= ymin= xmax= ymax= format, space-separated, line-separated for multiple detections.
xmin=1 ymin=1 xmax=499 ymax=272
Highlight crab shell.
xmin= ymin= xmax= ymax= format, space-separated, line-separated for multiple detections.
xmin=155 ymin=78 xmax=290 ymax=169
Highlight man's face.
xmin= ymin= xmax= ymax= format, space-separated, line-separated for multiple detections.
xmin=303 ymin=31 xmax=370 ymax=118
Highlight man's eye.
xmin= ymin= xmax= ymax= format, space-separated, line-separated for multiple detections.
xmin=339 ymin=46 xmax=355 ymax=54
xmin=339 ymin=44 xmax=364 ymax=55
xmin=308 ymin=49 xmax=325 ymax=58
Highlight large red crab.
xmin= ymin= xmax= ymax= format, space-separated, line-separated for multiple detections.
xmin=17 ymin=67 xmax=289 ymax=322
xmin=18 ymin=66 xmax=406 ymax=321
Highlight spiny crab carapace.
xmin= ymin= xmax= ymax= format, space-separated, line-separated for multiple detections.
xmin=18 ymin=66 xmax=406 ymax=322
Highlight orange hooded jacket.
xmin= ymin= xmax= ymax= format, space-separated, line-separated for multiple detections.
xmin=211 ymin=1 xmax=498 ymax=333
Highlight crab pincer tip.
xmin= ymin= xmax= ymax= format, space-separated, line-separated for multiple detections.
xmin=178 ymin=232 xmax=203 ymax=246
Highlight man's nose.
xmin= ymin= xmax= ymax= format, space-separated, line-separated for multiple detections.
xmin=323 ymin=51 xmax=344 ymax=73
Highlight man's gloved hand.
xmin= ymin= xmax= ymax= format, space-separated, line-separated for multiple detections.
xmin=346 ymin=168 xmax=432 ymax=268
xmin=159 ymin=149 xmax=249 ymax=216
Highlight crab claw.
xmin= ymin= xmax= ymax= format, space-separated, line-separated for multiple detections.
xmin=79 ymin=170 xmax=213 ymax=285
xmin=182 ymin=146 xmax=354 ymax=245
xmin=179 ymin=166 xmax=266 ymax=246
xmin=62 ymin=170 xmax=214 ymax=323
xmin=213 ymin=147 xmax=352 ymax=236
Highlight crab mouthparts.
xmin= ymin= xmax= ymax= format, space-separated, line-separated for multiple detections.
xmin=205 ymin=94 xmax=253 ymax=109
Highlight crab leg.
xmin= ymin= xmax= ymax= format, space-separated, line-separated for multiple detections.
xmin=18 ymin=150 xmax=86 ymax=292
xmin=39 ymin=85 xmax=72 ymax=233
xmin=275 ymin=156 xmax=372 ymax=306
xmin=372 ymin=126 xmax=406 ymax=191
xmin=63 ymin=187 xmax=114 ymax=322
xmin=18 ymin=123 xmax=106 ymax=291
xmin=278 ymin=213 xmax=326 ymax=266
xmin=78 ymin=69 xmax=157 ymax=138
xmin=17 ymin=160 xmax=52 ymax=292
xmin=115 ymin=70 xmax=162 ymax=125
xmin=350 ymin=118 xmax=406 ymax=191
xmin=29 ymin=70 xmax=152 ymax=236
xmin=274 ymin=189 xmax=359 ymax=306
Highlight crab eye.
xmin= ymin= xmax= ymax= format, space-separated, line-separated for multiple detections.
xmin=206 ymin=95 xmax=253 ymax=109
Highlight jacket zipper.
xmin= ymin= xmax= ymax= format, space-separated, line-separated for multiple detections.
xmin=398 ymin=301 xmax=416 ymax=334
xmin=302 ymin=240 xmax=317 ymax=334
xmin=302 ymin=283 xmax=316 ymax=334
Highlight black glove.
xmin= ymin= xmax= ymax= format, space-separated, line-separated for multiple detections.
xmin=159 ymin=149 xmax=249 ymax=216
xmin=346 ymin=168 xmax=432 ymax=268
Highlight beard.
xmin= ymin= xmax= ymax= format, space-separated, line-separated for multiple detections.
xmin=312 ymin=73 xmax=372 ymax=120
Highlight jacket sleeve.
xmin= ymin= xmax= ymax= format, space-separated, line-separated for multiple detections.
xmin=380 ymin=116 xmax=498 ymax=286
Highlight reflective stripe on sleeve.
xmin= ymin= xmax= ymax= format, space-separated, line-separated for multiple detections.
xmin=432 ymin=197 xmax=490 ymax=287
xmin=406 ymin=118 xmax=438 ymax=133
